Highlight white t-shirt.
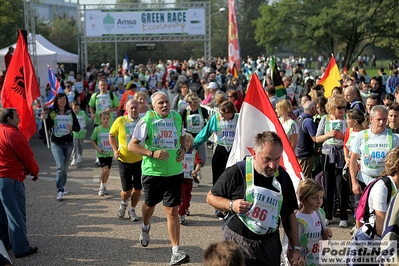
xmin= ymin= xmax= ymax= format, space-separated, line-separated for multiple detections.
xmin=350 ymin=129 xmax=399 ymax=185
xmin=279 ymin=117 xmax=299 ymax=140
xmin=369 ymin=176 xmax=397 ymax=214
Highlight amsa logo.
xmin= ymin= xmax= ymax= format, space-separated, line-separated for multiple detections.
xmin=117 ymin=19 xmax=137 ymax=25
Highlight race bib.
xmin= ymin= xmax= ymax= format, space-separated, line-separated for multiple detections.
xmin=54 ymin=115 xmax=72 ymax=137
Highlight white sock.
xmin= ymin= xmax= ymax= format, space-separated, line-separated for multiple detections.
xmin=121 ymin=201 xmax=127 ymax=205
xmin=172 ymin=246 xmax=179 ymax=253
xmin=100 ymin=182 xmax=106 ymax=189
xmin=130 ymin=206 xmax=135 ymax=211
xmin=142 ymin=224 xmax=150 ymax=231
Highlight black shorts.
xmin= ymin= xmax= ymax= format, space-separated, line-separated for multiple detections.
xmin=118 ymin=160 xmax=143 ymax=191
xmin=142 ymin=173 xmax=183 ymax=207
xmin=98 ymin=157 xmax=113 ymax=169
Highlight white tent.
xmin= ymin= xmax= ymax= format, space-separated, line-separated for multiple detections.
xmin=0 ymin=34 xmax=78 ymax=91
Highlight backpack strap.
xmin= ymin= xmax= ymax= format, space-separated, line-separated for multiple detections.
xmin=362 ymin=176 xmax=393 ymax=225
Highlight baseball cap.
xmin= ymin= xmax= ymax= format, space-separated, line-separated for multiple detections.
xmin=207 ymin=82 xmax=218 ymax=89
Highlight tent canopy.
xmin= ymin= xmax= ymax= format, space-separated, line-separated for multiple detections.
xmin=0 ymin=34 xmax=78 ymax=90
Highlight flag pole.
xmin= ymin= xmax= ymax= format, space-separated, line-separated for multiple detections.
xmin=39 ymin=97 xmax=50 ymax=149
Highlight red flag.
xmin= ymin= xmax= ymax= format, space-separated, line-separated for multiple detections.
xmin=1 ymin=30 xmax=41 ymax=140
xmin=228 ymin=0 xmax=241 ymax=71
xmin=227 ymin=74 xmax=303 ymax=191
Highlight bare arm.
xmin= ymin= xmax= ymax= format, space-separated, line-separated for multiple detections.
xmin=128 ymin=138 xmax=152 ymax=157
xmin=109 ymin=134 xmax=120 ymax=159
xmin=282 ymin=213 xmax=304 ymax=265
xmin=206 ymin=191 xmax=252 ymax=214
xmin=91 ymin=139 xmax=102 ymax=154
xmin=375 ymin=210 xmax=386 ymax=236
xmin=316 ymin=130 xmax=334 ymax=143
xmin=289 ymin=134 xmax=298 ymax=150
xmin=344 ymin=146 xmax=350 ymax=165
xmin=89 ymin=106 xmax=95 ymax=121
xmin=349 ymin=152 xmax=362 ymax=194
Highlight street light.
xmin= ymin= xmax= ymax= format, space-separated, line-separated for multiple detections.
xmin=212 ymin=7 xmax=226 ymax=16
xmin=209 ymin=7 xmax=226 ymax=58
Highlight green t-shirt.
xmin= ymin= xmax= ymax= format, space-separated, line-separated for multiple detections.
xmin=73 ymin=110 xmax=90 ymax=139
xmin=89 ymin=92 xmax=119 ymax=125
xmin=91 ymin=125 xmax=113 ymax=158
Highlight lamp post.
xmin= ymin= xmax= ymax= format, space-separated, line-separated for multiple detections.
xmin=209 ymin=7 xmax=226 ymax=59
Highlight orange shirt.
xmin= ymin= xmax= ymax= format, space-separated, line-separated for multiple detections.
xmin=119 ymin=90 xmax=136 ymax=110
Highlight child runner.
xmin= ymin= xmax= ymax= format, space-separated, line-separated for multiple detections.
xmin=178 ymin=133 xmax=201 ymax=224
xmin=71 ymin=101 xmax=90 ymax=165
xmin=283 ymin=178 xmax=333 ymax=266
xmin=91 ymin=111 xmax=113 ymax=196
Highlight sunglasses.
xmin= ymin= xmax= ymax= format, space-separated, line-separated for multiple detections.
xmin=227 ymin=95 xmax=234 ymax=98
xmin=65 ymin=85 xmax=71 ymax=88
xmin=337 ymin=106 xmax=346 ymax=110
xmin=186 ymin=101 xmax=193 ymax=104
xmin=220 ymin=112 xmax=230 ymax=117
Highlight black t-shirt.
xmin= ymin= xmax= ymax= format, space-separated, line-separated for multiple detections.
xmin=211 ymin=163 xmax=298 ymax=240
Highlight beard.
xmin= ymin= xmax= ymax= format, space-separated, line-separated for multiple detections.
xmin=258 ymin=167 xmax=275 ymax=177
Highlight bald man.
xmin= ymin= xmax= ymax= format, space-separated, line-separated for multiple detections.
xmin=344 ymin=86 xmax=365 ymax=113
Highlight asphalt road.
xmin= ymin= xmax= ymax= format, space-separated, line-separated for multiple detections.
xmin=5 ymin=123 xmax=355 ymax=266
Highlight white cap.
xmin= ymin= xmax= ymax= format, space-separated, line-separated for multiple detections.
xmin=304 ymin=69 xmax=310 ymax=74
xmin=207 ymin=82 xmax=218 ymax=89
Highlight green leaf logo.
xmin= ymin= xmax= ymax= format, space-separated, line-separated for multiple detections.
xmin=103 ymin=13 xmax=115 ymax=33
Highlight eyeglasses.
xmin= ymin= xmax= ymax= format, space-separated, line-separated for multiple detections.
xmin=337 ymin=106 xmax=346 ymax=110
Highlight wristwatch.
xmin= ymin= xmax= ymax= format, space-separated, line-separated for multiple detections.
xmin=293 ymin=246 xmax=301 ymax=251
xmin=229 ymin=200 xmax=234 ymax=212
xmin=150 ymin=150 xmax=154 ymax=158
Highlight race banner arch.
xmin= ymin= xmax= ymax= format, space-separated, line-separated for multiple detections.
xmin=78 ymin=2 xmax=211 ymax=72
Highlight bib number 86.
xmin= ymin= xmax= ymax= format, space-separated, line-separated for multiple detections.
xmin=251 ymin=207 xmax=268 ymax=221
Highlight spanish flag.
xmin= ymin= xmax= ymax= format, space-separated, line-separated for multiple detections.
xmin=318 ymin=55 xmax=341 ymax=97
xmin=231 ymin=63 xmax=239 ymax=78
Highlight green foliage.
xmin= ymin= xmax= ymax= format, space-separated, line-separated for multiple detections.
xmin=0 ymin=0 xmax=24 ymax=46
xmin=254 ymin=0 xmax=399 ymax=67
xmin=48 ymin=14 xmax=78 ymax=54
xmin=236 ymin=0 xmax=268 ymax=58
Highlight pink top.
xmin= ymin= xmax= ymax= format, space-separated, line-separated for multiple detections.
xmin=201 ymin=92 xmax=213 ymax=105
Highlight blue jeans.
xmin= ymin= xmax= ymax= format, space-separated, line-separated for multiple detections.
xmin=51 ymin=142 xmax=73 ymax=192
xmin=0 ymin=178 xmax=30 ymax=256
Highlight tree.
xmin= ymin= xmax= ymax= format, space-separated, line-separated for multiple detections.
xmin=254 ymin=0 xmax=399 ymax=68
xmin=236 ymin=0 xmax=268 ymax=60
xmin=0 ymin=0 xmax=24 ymax=46
xmin=47 ymin=14 xmax=78 ymax=54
